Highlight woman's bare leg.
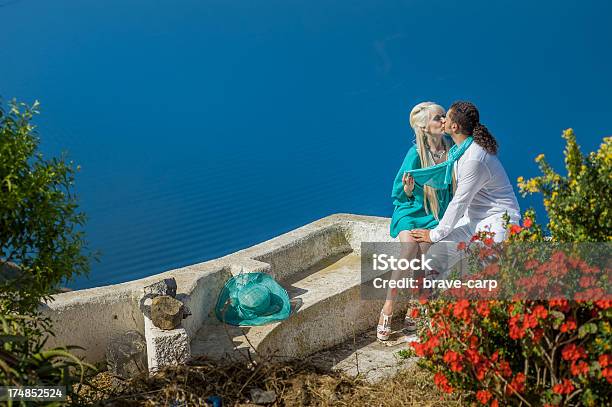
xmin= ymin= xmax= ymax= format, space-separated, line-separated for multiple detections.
xmin=379 ymin=231 xmax=422 ymax=325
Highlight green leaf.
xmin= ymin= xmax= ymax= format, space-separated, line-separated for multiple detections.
xmin=578 ymin=322 xmax=598 ymax=338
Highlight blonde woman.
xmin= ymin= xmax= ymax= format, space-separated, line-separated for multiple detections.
xmin=377 ymin=101 xmax=454 ymax=341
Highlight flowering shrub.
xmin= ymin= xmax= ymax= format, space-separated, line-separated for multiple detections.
xmin=409 ymin=131 xmax=612 ymax=406
xmin=517 ymin=129 xmax=611 ymax=242
xmin=412 ymin=244 xmax=611 ymax=406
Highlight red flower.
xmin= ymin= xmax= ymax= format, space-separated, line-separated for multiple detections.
xmin=410 ymin=308 xmax=420 ymax=318
xmin=523 ymin=218 xmax=533 ymax=228
xmin=570 ymin=360 xmax=589 ymax=377
xmin=411 ymin=341 xmax=425 ymax=357
xmin=476 ymin=390 xmax=492 ymax=404
xmin=549 ymin=298 xmax=570 ymax=312
xmin=483 ymin=263 xmax=500 ymax=277
xmin=603 ymin=367 xmax=612 ymax=384
xmin=475 ymin=363 xmax=488 ymax=381
xmin=411 ymin=333 xmax=441 ymax=357
xmin=457 ymin=241 xmax=467 ymax=250
xmin=465 ymin=349 xmax=482 ymax=365
xmin=595 ymin=299 xmax=612 ymax=309
xmin=560 ymin=318 xmax=577 ymax=333
xmin=552 ymin=379 xmax=575 ymax=395
xmin=469 ymin=335 xmax=479 ymax=349
xmin=490 ymin=351 xmax=499 ymax=363
xmin=497 ymin=360 xmax=513 ymax=378
xmin=509 ymin=314 xmax=527 ymax=339
xmin=453 ymin=299 xmax=471 ymax=322
xmin=490 ymin=400 xmax=499 ymax=407
xmin=532 ymin=328 xmax=544 ymax=343
xmin=579 ymin=275 xmax=597 ymax=288
xmin=443 ymin=350 xmax=464 ymax=372
xmin=509 ymin=224 xmax=522 ymax=235
xmin=561 ymin=344 xmax=587 ymax=361
xmin=599 ymin=354 xmax=610 ymax=368
xmin=483 ymin=237 xmax=494 ymax=247
xmin=476 ymin=301 xmax=491 ymax=317
xmin=505 ymin=372 xmax=526 ymax=395
xmin=434 ymin=372 xmax=453 ymax=393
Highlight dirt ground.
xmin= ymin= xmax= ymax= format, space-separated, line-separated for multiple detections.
xmin=75 ymin=353 xmax=463 ymax=406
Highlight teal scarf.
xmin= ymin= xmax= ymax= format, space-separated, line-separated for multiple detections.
xmin=405 ymin=136 xmax=473 ymax=188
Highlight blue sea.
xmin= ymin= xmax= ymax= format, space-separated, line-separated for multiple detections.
xmin=1 ymin=0 xmax=610 ymax=289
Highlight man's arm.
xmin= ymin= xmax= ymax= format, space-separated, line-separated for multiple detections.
xmin=429 ymin=160 xmax=490 ymax=242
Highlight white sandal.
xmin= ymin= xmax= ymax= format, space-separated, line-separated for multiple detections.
xmin=377 ymin=311 xmax=393 ymax=341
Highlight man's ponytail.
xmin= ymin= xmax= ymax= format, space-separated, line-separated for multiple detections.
xmin=472 ymin=123 xmax=498 ymax=155
xmin=449 ymin=101 xmax=498 ymax=155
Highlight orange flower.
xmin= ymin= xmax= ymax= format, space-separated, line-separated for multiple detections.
xmin=453 ymin=299 xmax=471 ymax=322
xmin=505 ymin=372 xmax=526 ymax=395
xmin=552 ymin=379 xmax=575 ymax=395
xmin=560 ymin=318 xmax=577 ymax=333
xmin=561 ymin=343 xmax=587 ymax=361
xmin=570 ymin=360 xmax=589 ymax=377
xmin=509 ymin=224 xmax=522 ymax=235
xmin=476 ymin=390 xmax=492 ymax=404
xmin=443 ymin=350 xmax=463 ymax=372
xmin=595 ymin=299 xmax=612 ymax=309
xmin=603 ymin=367 xmax=612 ymax=384
xmin=434 ymin=372 xmax=453 ymax=393
xmin=476 ymin=301 xmax=491 ymax=317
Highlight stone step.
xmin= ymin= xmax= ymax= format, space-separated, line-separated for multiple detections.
xmin=307 ymin=319 xmax=419 ymax=384
xmin=191 ymin=252 xmax=406 ymax=361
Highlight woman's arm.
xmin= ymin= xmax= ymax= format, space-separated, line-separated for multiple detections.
xmin=428 ymin=159 xmax=490 ymax=242
xmin=391 ymin=146 xmax=419 ymax=202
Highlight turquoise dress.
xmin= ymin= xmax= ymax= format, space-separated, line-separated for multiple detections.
xmin=389 ymin=144 xmax=453 ymax=238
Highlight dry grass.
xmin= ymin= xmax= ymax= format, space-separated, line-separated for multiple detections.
xmin=76 ymin=353 xmax=463 ymax=406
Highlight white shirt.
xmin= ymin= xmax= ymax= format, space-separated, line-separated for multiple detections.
xmin=429 ymin=142 xmax=520 ymax=243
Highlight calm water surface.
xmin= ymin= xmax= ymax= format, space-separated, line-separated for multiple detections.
xmin=1 ymin=0 xmax=611 ymax=289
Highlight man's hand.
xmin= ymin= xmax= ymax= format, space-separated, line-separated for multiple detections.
xmin=409 ymin=229 xmax=432 ymax=243
xmin=402 ymin=172 xmax=415 ymax=197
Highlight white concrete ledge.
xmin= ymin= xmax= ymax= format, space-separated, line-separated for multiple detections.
xmin=41 ymin=213 xmax=393 ymax=363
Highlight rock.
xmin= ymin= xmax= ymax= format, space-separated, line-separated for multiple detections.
xmin=105 ymin=330 xmax=147 ymax=379
xmin=249 ymin=388 xmax=276 ymax=404
xmin=143 ymin=278 xmax=177 ymax=298
xmin=151 ymin=296 xmax=184 ymax=330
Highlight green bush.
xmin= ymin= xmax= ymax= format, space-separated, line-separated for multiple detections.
xmin=1 ymin=99 xmax=93 ymax=314
xmin=1 ymin=99 xmax=96 ymax=400
xmin=517 ymin=129 xmax=611 ymax=242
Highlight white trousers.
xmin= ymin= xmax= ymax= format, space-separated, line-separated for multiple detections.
xmin=426 ymin=211 xmax=521 ymax=278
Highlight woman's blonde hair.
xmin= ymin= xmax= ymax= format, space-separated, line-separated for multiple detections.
xmin=409 ymin=101 xmax=453 ymax=220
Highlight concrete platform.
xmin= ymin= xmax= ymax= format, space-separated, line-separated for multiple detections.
xmin=41 ymin=214 xmax=400 ymax=365
xmin=191 ymin=252 xmax=374 ymax=360
xmin=191 ymin=252 xmax=411 ymax=363
xmin=308 ymin=318 xmax=419 ymax=383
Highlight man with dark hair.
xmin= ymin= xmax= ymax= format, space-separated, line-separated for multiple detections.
xmin=410 ymin=101 xmax=520 ymax=272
